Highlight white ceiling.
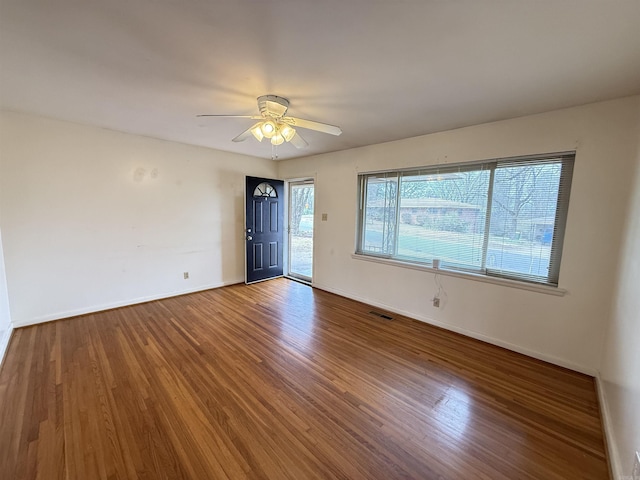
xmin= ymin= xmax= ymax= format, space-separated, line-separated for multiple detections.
xmin=1 ymin=0 xmax=639 ymax=161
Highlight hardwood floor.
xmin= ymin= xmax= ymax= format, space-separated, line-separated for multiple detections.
xmin=0 ymin=279 xmax=609 ymax=479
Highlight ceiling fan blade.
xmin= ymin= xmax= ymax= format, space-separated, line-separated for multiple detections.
xmin=282 ymin=116 xmax=342 ymax=136
xmin=197 ymin=114 xmax=262 ymax=119
xmin=289 ymin=132 xmax=309 ymax=149
xmin=232 ymin=124 xmax=258 ymax=143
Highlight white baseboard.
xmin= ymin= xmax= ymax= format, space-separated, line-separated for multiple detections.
xmin=0 ymin=324 xmax=14 ymax=369
xmin=595 ymin=374 xmax=622 ymax=480
xmin=12 ymin=279 xmax=243 ymax=328
xmin=312 ymin=281 xmax=596 ymax=376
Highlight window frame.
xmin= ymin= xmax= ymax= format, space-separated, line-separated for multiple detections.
xmin=355 ymin=152 xmax=575 ymax=287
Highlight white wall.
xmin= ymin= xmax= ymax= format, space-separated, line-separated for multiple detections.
xmin=277 ymin=95 xmax=640 ymax=374
xmin=599 ymin=108 xmax=640 ymax=479
xmin=0 ymin=226 xmax=12 ymax=363
xmin=0 ymin=111 xmax=277 ymax=326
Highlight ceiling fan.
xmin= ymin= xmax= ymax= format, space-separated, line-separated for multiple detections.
xmin=198 ymin=95 xmax=342 ymax=149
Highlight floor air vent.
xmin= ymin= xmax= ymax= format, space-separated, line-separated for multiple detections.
xmin=369 ymin=311 xmax=393 ymax=320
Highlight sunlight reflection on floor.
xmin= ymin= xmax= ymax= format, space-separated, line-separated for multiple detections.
xmin=433 ymin=384 xmax=471 ymax=441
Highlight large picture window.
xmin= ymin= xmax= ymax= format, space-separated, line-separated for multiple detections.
xmin=356 ymin=152 xmax=574 ymax=286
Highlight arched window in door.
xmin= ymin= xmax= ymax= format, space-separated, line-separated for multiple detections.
xmin=253 ymin=182 xmax=277 ymax=198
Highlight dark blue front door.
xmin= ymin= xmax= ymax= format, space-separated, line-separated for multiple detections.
xmin=245 ymin=176 xmax=284 ymax=283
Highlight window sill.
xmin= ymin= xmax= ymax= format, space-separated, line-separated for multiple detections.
xmin=350 ymin=253 xmax=567 ymax=297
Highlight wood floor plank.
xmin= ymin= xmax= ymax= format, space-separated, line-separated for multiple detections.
xmin=0 ymin=278 xmax=609 ymax=479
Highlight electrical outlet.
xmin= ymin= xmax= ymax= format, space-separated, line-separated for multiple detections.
xmin=321 ymin=213 xmax=328 ymax=221
xmin=433 ymin=297 xmax=440 ymax=308
xmin=633 ymin=451 xmax=640 ymax=480
xmin=183 ymin=272 xmax=189 ymax=280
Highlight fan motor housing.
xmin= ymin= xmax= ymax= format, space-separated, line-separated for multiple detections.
xmin=258 ymin=95 xmax=289 ymax=118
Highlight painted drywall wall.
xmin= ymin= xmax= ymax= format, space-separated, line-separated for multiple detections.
xmin=0 ymin=111 xmax=277 ymax=326
xmin=599 ymin=107 xmax=640 ymax=479
xmin=0 ymin=226 xmax=12 ymax=363
xmin=277 ymin=95 xmax=640 ymax=374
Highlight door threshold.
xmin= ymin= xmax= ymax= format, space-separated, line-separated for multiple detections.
xmin=245 ymin=275 xmax=284 ymax=285
xmin=286 ymin=275 xmax=312 ymax=286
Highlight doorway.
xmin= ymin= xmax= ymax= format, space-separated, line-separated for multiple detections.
xmin=288 ymin=179 xmax=314 ymax=283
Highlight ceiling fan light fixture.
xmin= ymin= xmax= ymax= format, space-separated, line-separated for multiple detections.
xmin=250 ymin=123 xmax=265 ymax=142
xmin=261 ymin=120 xmax=277 ymax=138
xmin=271 ymin=132 xmax=285 ymax=145
xmin=280 ymin=124 xmax=296 ymax=142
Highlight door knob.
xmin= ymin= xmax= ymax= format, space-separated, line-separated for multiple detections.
xmin=246 ymin=235 xmax=253 ymax=241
